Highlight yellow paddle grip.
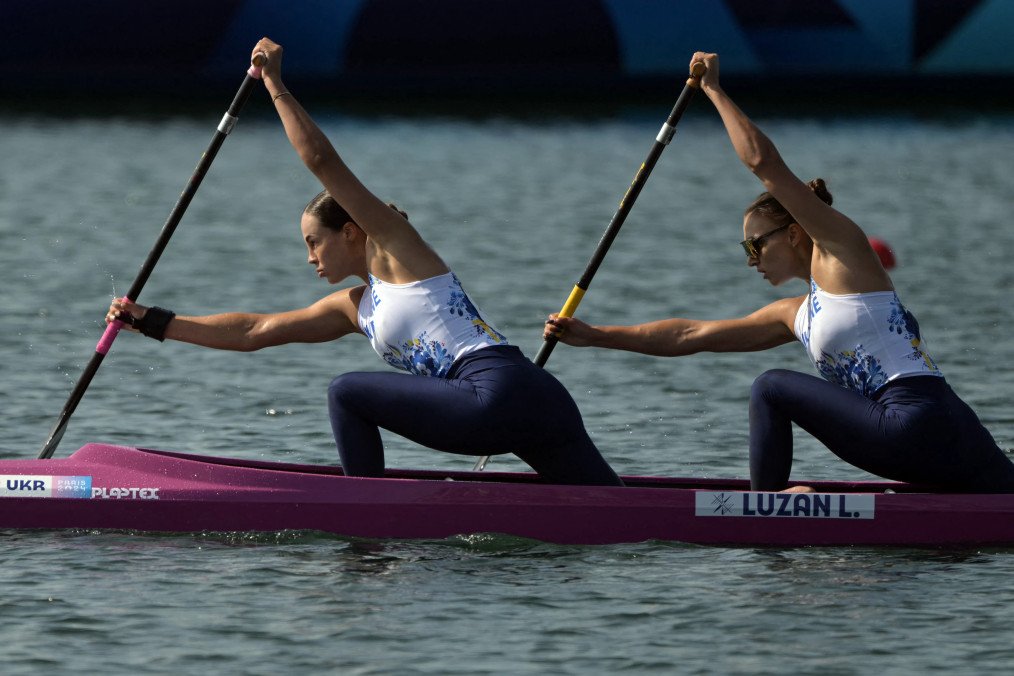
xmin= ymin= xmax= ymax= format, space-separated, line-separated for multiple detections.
xmin=558 ymin=285 xmax=586 ymax=318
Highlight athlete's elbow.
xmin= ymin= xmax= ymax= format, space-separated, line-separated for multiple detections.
xmin=643 ymin=326 xmax=698 ymax=357
xmin=236 ymin=323 xmax=275 ymax=352
xmin=741 ymin=136 xmax=783 ymax=177
xmin=743 ymin=147 xmax=776 ymax=176
xmin=299 ymin=148 xmax=330 ymax=176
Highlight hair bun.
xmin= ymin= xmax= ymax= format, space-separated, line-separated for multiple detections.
xmin=808 ymin=178 xmax=833 ymax=206
xmin=387 ymin=202 xmax=408 ymax=220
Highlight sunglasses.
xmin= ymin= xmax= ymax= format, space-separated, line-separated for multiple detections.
xmin=740 ymin=223 xmax=790 ymax=259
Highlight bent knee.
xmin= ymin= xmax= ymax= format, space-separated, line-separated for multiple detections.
xmin=327 ymin=372 xmax=368 ymax=408
xmin=750 ymin=369 xmax=796 ymax=402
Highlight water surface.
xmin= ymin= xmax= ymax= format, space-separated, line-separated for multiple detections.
xmin=2 ymin=103 xmax=1013 ymax=673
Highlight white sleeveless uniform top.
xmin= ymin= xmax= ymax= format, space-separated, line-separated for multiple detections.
xmin=357 ymin=271 xmax=508 ymax=378
xmin=793 ymin=279 xmax=942 ymax=398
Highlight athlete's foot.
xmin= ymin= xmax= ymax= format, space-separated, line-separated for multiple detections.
xmin=780 ymin=485 xmax=816 ymax=493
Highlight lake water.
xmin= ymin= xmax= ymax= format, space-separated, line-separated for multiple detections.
xmin=2 ymin=94 xmax=1013 ymax=673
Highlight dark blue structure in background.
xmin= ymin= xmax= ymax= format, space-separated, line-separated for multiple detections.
xmin=3 ymin=1 xmax=1012 ymax=102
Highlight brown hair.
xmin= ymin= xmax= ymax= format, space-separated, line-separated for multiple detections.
xmin=303 ymin=190 xmax=408 ymax=231
xmin=745 ymin=178 xmax=833 ymax=227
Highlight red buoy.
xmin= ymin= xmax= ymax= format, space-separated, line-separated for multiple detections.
xmin=868 ymin=236 xmax=896 ymax=269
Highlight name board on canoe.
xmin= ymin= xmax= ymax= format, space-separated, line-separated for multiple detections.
xmin=695 ymin=491 xmax=875 ymax=520
xmin=1 ymin=475 xmax=92 ymax=499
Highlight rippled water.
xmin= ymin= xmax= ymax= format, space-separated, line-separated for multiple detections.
xmin=2 ymin=101 xmax=1014 ymax=672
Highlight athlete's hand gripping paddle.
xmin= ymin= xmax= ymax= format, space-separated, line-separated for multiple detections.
xmin=474 ymin=61 xmax=707 ymax=472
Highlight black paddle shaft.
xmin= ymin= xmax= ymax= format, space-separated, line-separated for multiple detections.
xmin=535 ymin=63 xmax=706 ymax=368
xmin=473 ymin=64 xmax=706 ymax=472
xmin=38 ymin=66 xmax=263 ymax=459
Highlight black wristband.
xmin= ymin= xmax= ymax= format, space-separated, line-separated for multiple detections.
xmin=134 ymin=306 xmax=176 ymax=342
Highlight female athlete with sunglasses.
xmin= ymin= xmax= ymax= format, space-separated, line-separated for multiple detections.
xmin=546 ymin=52 xmax=1014 ymax=493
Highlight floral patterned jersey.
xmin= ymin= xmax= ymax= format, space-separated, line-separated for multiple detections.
xmin=793 ymin=279 xmax=942 ymax=398
xmin=357 ymin=271 xmax=508 ymax=378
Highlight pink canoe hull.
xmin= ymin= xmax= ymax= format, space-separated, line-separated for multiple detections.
xmin=1 ymin=443 xmax=1012 ymax=546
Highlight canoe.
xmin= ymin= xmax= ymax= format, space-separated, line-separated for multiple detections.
xmin=1 ymin=443 xmax=1012 ymax=546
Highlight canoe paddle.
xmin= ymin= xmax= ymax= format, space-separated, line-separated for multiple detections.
xmin=474 ymin=61 xmax=706 ymax=472
xmin=37 ymin=54 xmax=267 ymax=459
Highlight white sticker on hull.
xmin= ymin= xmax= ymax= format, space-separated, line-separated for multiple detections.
xmin=695 ymin=491 xmax=875 ymax=519
xmin=1 ymin=475 xmax=93 ymax=499
xmin=92 ymin=487 xmax=160 ymax=500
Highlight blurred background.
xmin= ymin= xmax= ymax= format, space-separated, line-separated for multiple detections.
xmin=3 ymin=0 xmax=1014 ymax=107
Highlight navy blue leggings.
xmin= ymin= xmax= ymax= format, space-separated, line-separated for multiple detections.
xmin=749 ymin=369 xmax=1014 ymax=492
xmin=327 ymin=345 xmax=623 ymax=486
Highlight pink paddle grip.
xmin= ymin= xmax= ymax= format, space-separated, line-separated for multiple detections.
xmin=96 ymin=296 xmax=132 ymax=355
